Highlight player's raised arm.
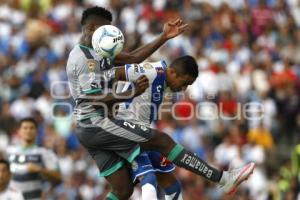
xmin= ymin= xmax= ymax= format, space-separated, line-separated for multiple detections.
xmin=113 ymin=19 xmax=188 ymax=65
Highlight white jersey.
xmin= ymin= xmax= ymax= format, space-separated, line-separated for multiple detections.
xmin=6 ymin=145 xmax=59 ymax=200
xmin=0 ymin=185 xmax=24 ymax=200
xmin=117 ymin=61 xmax=167 ymax=126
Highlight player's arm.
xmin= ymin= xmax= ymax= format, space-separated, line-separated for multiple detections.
xmin=27 ymin=163 xmax=62 ymax=183
xmin=84 ymin=66 xmax=148 ymax=106
xmin=27 ymin=150 xmax=62 ymax=184
xmin=113 ymin=19 xmax=188 ymax=65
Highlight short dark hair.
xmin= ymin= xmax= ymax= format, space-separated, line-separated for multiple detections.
xmin=170 ymin=56 xmax=199 ymax=78
xmin=0 ymin=159 xmax=10 ymax=170
xmin=19 ymin=117 xmax=38 ymax=128
xmin=81 ymin=6 xmax=112 ymax=25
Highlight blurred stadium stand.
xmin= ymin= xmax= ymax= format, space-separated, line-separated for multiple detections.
xmin=0 ymin=0 xmax=299 ymax=199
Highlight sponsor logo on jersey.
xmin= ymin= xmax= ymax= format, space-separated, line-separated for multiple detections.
xmin=133 ymin=64 xmax=145 ymax=74
xmin=90 ymin=82 xmax=99 ymax=89
xmin=134 ymin=64 xmax=139 ymax=73
xmin=139 ymin=125 xmax=148 ymax=132
xmin=140 ymin=67 xmax=145 ymax=73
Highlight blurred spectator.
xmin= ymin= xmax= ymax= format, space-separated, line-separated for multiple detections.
xmin=0 ymin=159 xmax=24 ymax=200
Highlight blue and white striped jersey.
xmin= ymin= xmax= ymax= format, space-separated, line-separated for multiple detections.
xmin=117 ymin=61 xmax=167 ymax=126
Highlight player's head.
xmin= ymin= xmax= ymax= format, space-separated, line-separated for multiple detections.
xmin=0 ymin=159 xmax=10 ymax=188
xmin=18 ymin=117 xmax=38 ymax=145
xmin=166 ymin=56 xmax=198 ymax=92
xmin=81 ymin=6 xmax=112 ymax=32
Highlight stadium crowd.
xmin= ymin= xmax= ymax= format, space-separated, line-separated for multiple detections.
xmin=0 ymin=0 xmax=299 ymax=199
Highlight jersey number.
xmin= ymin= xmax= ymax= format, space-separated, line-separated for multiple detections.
xmin=156 ymin=85 xmax=162 ymax=92
xmin=123 ymin=121 xmax=136 ymax=129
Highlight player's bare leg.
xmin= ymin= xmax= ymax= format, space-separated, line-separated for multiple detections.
xmin=105 ymin=166 xmax=133 ymax=200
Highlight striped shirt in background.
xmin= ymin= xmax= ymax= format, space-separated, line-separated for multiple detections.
xmin=6 ymin=145 xmax=59 ymax=200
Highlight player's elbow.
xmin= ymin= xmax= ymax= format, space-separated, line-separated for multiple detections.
xmin=114 ymin=54 xmax=138 ymax=66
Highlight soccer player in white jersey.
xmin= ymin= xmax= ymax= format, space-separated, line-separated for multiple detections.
xmin=6 ymin=118 xmax=61 ymax=200
xmin=116 ymin=56 xmax=198 ymax=200
xmin=0 ymin=159 xmax=24 ymax=200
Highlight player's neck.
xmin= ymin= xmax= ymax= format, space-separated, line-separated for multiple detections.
xmin=21 ymin=141 xmax=35 ymax=149
xmin=79 ymin=35 xmax=92 ymax=49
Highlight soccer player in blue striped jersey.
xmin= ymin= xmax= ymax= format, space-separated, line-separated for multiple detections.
xmin=116 ymin=56 xmax=197 ymax=200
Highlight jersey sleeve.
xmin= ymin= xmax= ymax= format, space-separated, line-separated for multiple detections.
xmin=125 ymin=63 xmax=157 ymax=83
xmin=42 ymin=149 xmax=59 ymax=171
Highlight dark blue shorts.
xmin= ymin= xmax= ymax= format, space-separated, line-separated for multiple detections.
xmin=131 ymin=151 xmax=175 ymax=182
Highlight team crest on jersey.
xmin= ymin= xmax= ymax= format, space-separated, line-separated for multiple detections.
xmin=87 ymin=59 xmax=97 ymax=72
xmin=143 ymin=63 xmax=153 ymax=69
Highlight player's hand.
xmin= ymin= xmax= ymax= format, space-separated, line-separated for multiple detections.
xmin=27 ymin=163 xmax=42 ymax=173
xmin=161 ymin=19 xmax=188 ymax=40
xmin=134 ymin=75 xmax=149 ymax=96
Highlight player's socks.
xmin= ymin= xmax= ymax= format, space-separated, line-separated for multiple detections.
xmin=164 ymin=180 xmax=183 ymax=200
xmin=106 ymin=192 xmax=119 ymax=200
xmin=140 ymin=172 xmax=158 ymax=200
xmin=167 ymin=144 xmax=222 ymax=182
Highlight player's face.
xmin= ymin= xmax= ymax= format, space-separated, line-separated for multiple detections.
xmin=169 ymin=74 xmax=196 ymax=92
xmin=92 ymin=17 xmax=111 ymax=31
xmin=19 ymin=122 xmax=37 ymax=144
xmin=0 ymin=164 xmax=10 ymax=187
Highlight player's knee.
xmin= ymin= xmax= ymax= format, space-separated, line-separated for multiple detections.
xmin=143 ymin=131 xmax=176 ymax=154
xmin=153 ymin=131 xmax=175 ymax=151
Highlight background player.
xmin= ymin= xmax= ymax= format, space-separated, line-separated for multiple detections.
xmin=0 ymin=159 xmax=24 ymax=200
xmin=6 ymin=118 xmax=61 ymax=200
xmin=116 ymin=56 xmax=199 ymax=200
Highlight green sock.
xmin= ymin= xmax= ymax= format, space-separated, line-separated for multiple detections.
xmin=167 ymin=144 xmax=223 ymax=182
xmin=106 ymin=192 xmax=119 ymax=200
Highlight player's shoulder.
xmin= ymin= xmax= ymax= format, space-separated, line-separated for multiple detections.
xmin=7 ymin=186 xmax=24 ymax=199
xmin=22 ymin=145 xmax=53 ymax=156
xmin=68 ymin=45 xmax=88 ymax=62
xmin=8 ymin=185 xmax=18 ymax=192
xmin=36 ymin=146 xmax=54 ymax=154
xmin=6 ymin=145 xmax=19 ymax=154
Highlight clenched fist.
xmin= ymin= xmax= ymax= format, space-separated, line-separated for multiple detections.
xmin=133 ymin=75 xmax=149 ymax=97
